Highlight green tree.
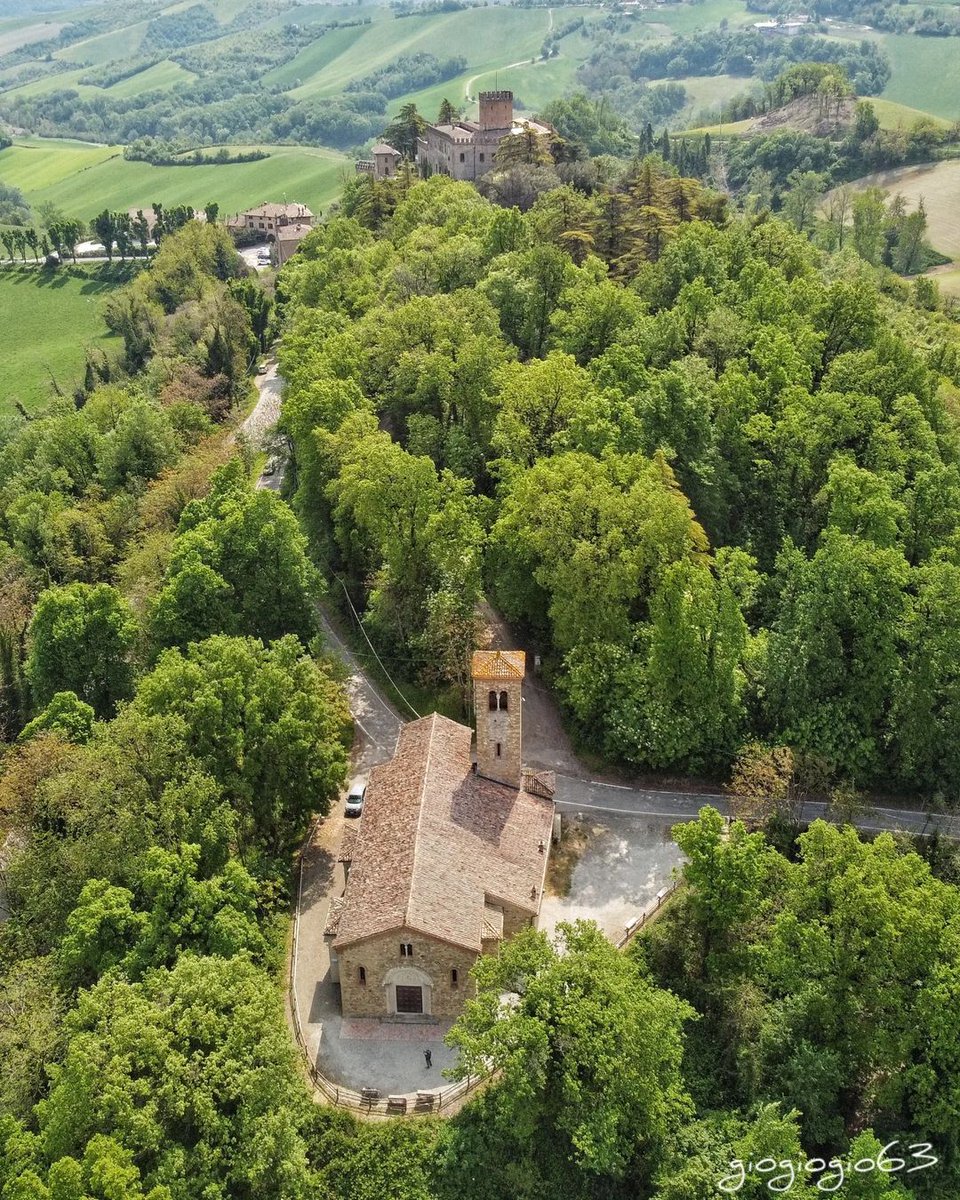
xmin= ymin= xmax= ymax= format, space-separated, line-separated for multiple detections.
xmin=447 ymin=921 xmax=694 ymax=1181
xmin=132 ymin=635 xmax=350 ymax=849
xmin=30 ymin=956 xmax=318 ymax=1199
xmin=18 ymin=691 xmax=95 ymax=744
xmin=852 ymin=187 xmax=886 ymax=266
xmin=436 ymin=97 xmax=459 ymax=125
xmin=762 ymin=531 xmax=910 ymax=780
xmin=489 ymin=451 xmax=707 ymax=652
xmin=382 ymin=102 xmax=425 ymax=160
xmin=782 ymin=170 xmax=827 ymax=238
xmin=92 ymin=210 xmax=115 ymax=262
xmin=152 ymin=460 xmax=318 ymax=648
xmin=25 ymin=583 xmax=135 ymax=718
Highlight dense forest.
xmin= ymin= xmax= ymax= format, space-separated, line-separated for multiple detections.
xmin=279 ymin=167 xmax=960 ymax=798
xmin=2 ymin=122 xmax=960 ymax=1197
xmin=579 ymin=26 xmax=891 ymax=115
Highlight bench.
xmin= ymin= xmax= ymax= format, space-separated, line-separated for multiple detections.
xmin=387 ymin=1095 xmax=408 ymax=1113
xmin=359 ymin=1087 xmax=381 ymax=1102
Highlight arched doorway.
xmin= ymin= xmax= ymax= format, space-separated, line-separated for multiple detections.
xmin=383 ymin=965 xmax=434 ymax=1016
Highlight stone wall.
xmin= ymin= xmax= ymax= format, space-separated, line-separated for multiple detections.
xmin=473 ymin=672 xmax=523 ymax=787
xmin=478 ymin=90 xmax=513 ymax=131
xmin=339 ymin=927 xmax=479 ymax=1018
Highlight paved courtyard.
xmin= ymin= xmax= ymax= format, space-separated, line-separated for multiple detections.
xmin=540 ymin=812 xmax=685 ymax=943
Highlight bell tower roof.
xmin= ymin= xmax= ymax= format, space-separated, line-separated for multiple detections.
xmin=471 ymin=649 xmax=525 ymax=681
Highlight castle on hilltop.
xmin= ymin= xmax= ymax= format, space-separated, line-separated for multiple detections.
xmin=357 ymin=91 xmax=551 ymax=184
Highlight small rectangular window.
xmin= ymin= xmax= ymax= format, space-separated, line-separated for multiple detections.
xmin=400 ymin=942 xmax=413 ymax=958
xmin=358 ymin=966 xmax=366 ymax=985
xmin=479 ymin=153 xmax=485 ymax=163
xmin=451 ymin=969 xmax=458 ymax=987
xmin=459 ymin=152 xmax=465 ymax=162
xmin=496 ymin=742 xmax=502 ymax=758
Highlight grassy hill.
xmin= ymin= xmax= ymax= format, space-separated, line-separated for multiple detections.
xmin=682 ymin=94 xmax=952 ymax=138
xmin=837 ymin=159 xmax=960 ymax=259
xmin=0 ymin=263 xmax=126 ymax=414
xmin=878 ymin=34 xmax=960 ymax=121
xmin=0 ymin=138 xmax=349 ymax=221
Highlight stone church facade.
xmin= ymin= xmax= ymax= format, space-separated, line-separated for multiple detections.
xmin=328 ymin=650 xmax=555 ymax=1019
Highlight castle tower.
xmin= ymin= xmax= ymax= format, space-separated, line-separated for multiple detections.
xmin=478 ymin=90 xmax=514 ymax=131
xmin=471 ymin=649 xmax=525 ymax=787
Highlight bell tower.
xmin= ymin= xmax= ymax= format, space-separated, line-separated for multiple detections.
xmin=471 ymin=649 xmax=525 ymax=788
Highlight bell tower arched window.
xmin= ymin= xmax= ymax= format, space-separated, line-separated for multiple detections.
xmin=499 ymin=691 xmax=508 ymax=711
xmin=488 ymin=690 xmax=497 ymax=711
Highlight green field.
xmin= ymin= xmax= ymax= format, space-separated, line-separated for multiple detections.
xmin=53 ymin=19 xmax=148 ymax=66
xmin=0 ymin=138 xmax=349 ymax=221
xmin=843 ymin=158 xmax=960 ymax=259
xmin=635 ymin=0 xmax=760 ymax=34
xmin=931 ymin=266 xmax=960 ymax=298
xmin=878 ymin=34 xmax=960 ymax=121
xmin=284 ymin=7 xmax=556 ymax=101
xmin=0 ymin=265 xmax=125 ymax=414
xmin=825 ymin=24 xmax=960 ymax=121
xmin=681 ymin=73 xmax=750 ymax=118
xmin=105 ymin=59 xmax=196 ymax=97
xmin=0 ymin=16 xmax=63 ymax=53
xmin=5 ymin=63 xmax=103 ymax=99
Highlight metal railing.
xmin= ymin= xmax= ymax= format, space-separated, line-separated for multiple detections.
xmin=615 ymin=880 xmax=680 ymax=949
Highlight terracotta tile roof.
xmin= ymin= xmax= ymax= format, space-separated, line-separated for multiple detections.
xmin=481 ymin=903 xmax=504 ymax=940
xmin=275 ymin=222 xmax=313 ymax=240
xmin=338 ymin=824 xmax=359 ymax=863
xmin=471 ymin=650 xmax=525 ymax=680
xmin=522 ymin=769 xmax=556 ymax=799
xmin=246 ymin=202 xmax=313 ymax=219
xmin=371 ymin=142 xmax=401 ymax=155
xmin=325 ymin=895 xmax=346 ymax=937
xmin=334 ymin=714 xmax=553 ymax=953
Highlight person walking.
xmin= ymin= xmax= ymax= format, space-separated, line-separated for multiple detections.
xmin=424 ymin=1048 xmax=432 ymax=1069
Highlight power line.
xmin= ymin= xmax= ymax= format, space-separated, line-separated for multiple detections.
xmin=333 ymin=576 xmax=421 ymax=719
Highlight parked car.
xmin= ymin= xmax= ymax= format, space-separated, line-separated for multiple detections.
xmin=344 ymin=779 xmax=367 ymax=818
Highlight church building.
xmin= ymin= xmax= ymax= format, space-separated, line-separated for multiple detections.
xmin=328 ymin=650 xmax=555 ymax=1019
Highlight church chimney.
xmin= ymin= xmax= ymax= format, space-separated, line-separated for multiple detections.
xmin=471 ymin=649 xmax=525 ymax=787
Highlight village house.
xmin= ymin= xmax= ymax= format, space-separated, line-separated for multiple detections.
xmin=356 ymin=143 xmax=402 ymax=179
xmin=225 ymin=201 xmax=315 ymax=240
xmin=327 ymin=650 xmax=555 ymax=1019
xmin=274 ymin=221 xmax=314 ymax=265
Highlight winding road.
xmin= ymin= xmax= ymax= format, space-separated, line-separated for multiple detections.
xmin=245 ymin=364 xmax=960 ymax=1097
xmin=463 ymin=8 xmax=554 ymax=103
xmin=245 ymin=364 xmax=960 ymax=842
